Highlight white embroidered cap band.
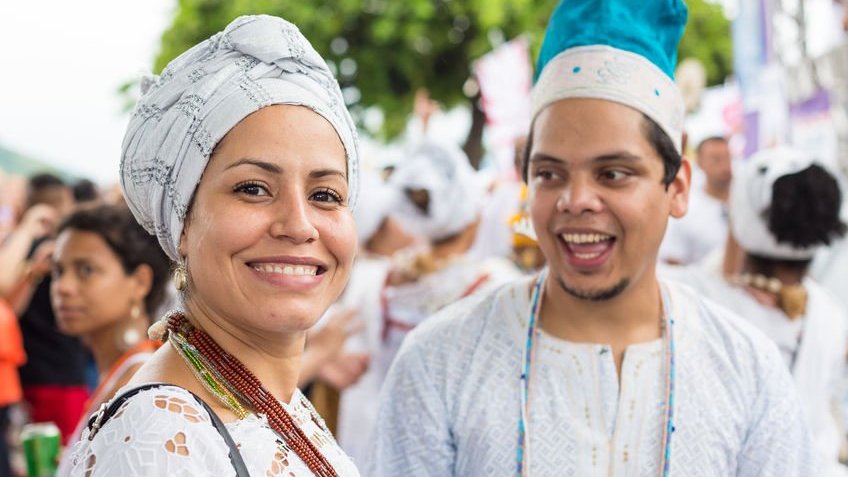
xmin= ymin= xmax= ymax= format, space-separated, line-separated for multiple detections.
xmin=531 ymin=45 xmax=685 ymax=153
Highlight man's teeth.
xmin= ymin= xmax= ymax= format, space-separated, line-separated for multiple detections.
xmin=561 ymin=233 xmax=612 ymax=244
xmin=252 ymin=264 xmax=318 ymax=276
xmin=573 ymin=251 xmax=602 ymax=260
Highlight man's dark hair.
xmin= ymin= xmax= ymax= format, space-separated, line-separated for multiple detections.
xmin=745 ymin=254 xmax=811 ymax=276
xmin=26 ymin=173 xmax=67 ymax=209
xmin=521 ymin=114 xmax=682 ymax=187
xmin=643 ymin=115 xmax=682 ymax=186
xmin=58 ymin=204 xmax=170 ymax=316
xmin=695 ymin=136 xmax=728 ymax=157
xmin=28 ymin=173 xmax=65 ymax=190
xmin=72 ymin=179 xmax=100 ymax=203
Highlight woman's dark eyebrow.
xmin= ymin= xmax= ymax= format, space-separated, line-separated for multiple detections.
xmin=224 ymin=159 xmax=346 ymax=180
xmin=310 ymin=169 xmax=347 ymax=180
xmin=225 ymin=158 xmax=283 ymax=174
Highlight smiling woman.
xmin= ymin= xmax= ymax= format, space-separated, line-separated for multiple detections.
xmin=64 ymin=15 xmax=361 ymax=477
xmin=180 ymin=105 xmax=354 ymax=338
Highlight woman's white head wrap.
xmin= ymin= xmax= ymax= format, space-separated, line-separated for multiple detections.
xmin=729 ymin=146 xmax=832 ymax=260
xmin=353 ymin=171 xmax=401 ymax=243
xmin=120 ymin=15 xmax=359 ymax=261
xmin=389 ymin=141 xmax=484 ymax=241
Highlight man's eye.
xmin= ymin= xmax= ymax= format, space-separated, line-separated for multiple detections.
xmin=600 ymin=170 xmax=628 ymax=181
xmin=534 ymin=170 xmax=556 ymax=180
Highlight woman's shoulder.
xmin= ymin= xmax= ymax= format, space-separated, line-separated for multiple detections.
xmin=104 ymin=383 xmax=215 ymax=427
xmin=68 ymin=384 xmax=234 ymax=476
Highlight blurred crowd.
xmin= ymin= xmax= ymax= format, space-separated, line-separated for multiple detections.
xmin=0 ymin=90 xmax=548 ymax=475
xmin=3 ymin=48 xmax=848 ymax=477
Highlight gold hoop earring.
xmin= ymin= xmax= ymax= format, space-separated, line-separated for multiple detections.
xmin=173 ymin=262 xmax=187 ymax=291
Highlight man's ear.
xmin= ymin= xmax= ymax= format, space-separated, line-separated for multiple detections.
xmin=669 ymin=159 xmax=691 ymax=219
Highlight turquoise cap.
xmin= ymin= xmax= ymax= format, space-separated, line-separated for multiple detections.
xmin=535 ymin=0 xmax=688 ymax=82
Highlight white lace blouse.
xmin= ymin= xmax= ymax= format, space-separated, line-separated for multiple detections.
xmin=67 ymin=385 xmax=360 ymax=477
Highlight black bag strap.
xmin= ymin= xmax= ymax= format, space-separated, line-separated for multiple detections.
xmin=86 ymin=383 xmax=250 ymax=477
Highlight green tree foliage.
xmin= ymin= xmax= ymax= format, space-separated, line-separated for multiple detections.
xmin=155 ymin=0 xmax=558 ymax=142
xmin=678 ymin=0 xmax=733 ymax=86
xmin=153 ymin=0 xmax=732 ymax=147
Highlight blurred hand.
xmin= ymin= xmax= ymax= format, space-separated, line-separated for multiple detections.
xmin=317 ymin=352 xmax=370 ymax=390
xmin=18 ymin=204 xmax=57 ymax=238
xmin=27 ymin=239 xmax=55 ymax=284
xmin=306 ymin=307 xmax=363 ymax=363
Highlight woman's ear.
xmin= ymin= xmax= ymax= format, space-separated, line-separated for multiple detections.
xmin=130 ymin=263 xmax=154 ymax=304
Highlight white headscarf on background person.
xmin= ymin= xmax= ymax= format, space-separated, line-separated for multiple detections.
xmin=389 ymin=141 xmax=484 ymax=242
xmin=120 ymin=15 xmax=360 ymax=261
xmin=354 ymin=171 xmax=401 ymax=243
xmin=730 ymin=146 xmax=835 ymax=260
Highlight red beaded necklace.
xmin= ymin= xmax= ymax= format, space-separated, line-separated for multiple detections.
xmin=167 ymin=313 xmax=339 ymax=477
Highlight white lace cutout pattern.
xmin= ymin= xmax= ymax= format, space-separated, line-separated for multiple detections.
xmin=68 ymin=385 xmax=360 ymax=477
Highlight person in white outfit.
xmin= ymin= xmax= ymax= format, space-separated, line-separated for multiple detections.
xmin=371 ymin=0 xmax=818 ymax=475
xmin=659 ymin=135 xmax=732 ymax=264
xmin=662 ymin=146 xmax=848 ymax=476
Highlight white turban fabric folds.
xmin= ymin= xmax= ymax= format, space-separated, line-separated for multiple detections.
xmin=729 ymin=147 xmax=828 ymax=260
xmin=389 ymin=142 xmax=484 ymax=242
xmin=121 ymin=15 xmax=359 ymax=261
xmin=353 ymin=171 xmax=401 ymax=243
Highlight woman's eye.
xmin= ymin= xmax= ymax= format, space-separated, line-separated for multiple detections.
xmin=234 ymin=182 xmax=270 ymax=197
xmin=311 ymin=188 xmax=343 ymax=204
xmin=78 ymin=265 xmax=94 ymax=278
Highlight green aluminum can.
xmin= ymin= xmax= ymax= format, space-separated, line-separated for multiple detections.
xmin=21 ymin=422 xmax=61 ymax=477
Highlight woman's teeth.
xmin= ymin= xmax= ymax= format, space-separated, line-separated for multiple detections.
xmin=252 ymin=264 xmax=318 ymax=276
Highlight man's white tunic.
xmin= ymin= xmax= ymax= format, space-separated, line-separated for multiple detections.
xmin=372 ymin=277 xmax=817 ymax=476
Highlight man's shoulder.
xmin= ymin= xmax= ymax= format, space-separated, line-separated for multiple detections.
xmin=667 ymin=280 xmax=784 ymax=368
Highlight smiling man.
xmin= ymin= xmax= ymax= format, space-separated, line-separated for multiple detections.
xmin=370 ymin=0 xmax=817 ymax=476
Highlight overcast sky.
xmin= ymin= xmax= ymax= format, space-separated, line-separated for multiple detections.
xmin=0 ymin=0 xmax=175 ymax=185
